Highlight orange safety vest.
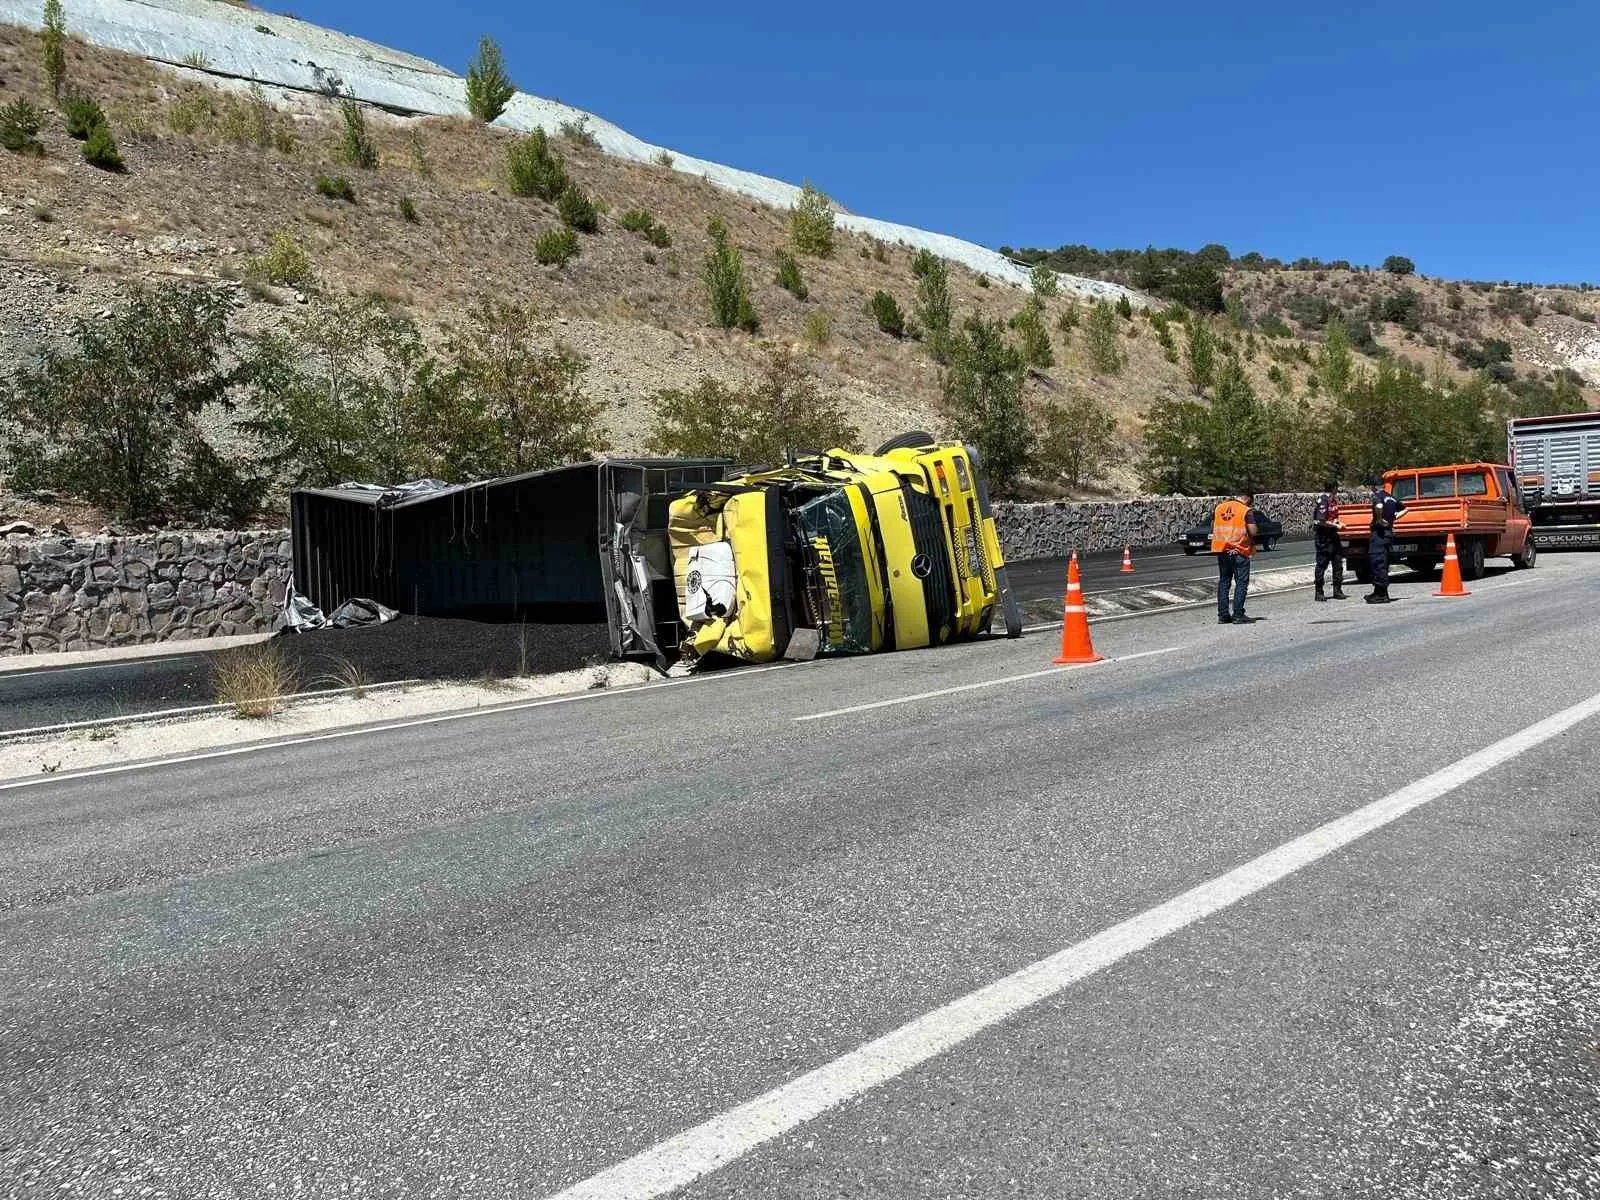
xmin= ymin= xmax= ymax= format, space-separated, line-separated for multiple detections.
xmin=1210 ymin=499 xmax=1255 ymax=556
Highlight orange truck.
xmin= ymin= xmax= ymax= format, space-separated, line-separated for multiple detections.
xmin=1338 ymin=462 xmax=1538 ymax=582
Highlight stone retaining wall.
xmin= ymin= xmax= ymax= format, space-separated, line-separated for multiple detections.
xmin=0 ymin=494 xmax=1332 ymax=655
xmin=992 ymin=492 xmax=1323 ymax=560
xmin=0 ymin=530 xmax=292 ymax=655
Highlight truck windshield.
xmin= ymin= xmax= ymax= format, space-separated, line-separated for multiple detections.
xmin=793 ymin=492 xmax=876 ymax=656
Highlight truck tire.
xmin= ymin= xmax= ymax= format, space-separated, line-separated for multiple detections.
xmin=1513 ymin=541 xmax=1538 ymax=570
xmin=874 ymin=430 xmax=938 ymax=455
xmin=1351 ymin=560 xmax=1373 ymax=585
xmin=1460 ymin=537 xmax=1487 ymax=581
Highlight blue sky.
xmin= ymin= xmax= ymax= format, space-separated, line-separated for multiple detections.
xmin=280 ymin=1 xmax=1598 ymax=283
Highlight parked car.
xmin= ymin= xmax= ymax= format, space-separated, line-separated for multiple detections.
xmin=1180 ymin=511 xmax=1284 ymax=554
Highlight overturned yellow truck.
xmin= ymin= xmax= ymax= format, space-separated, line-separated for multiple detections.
xmin=667 ymin=436 xmax=1022 ymax=663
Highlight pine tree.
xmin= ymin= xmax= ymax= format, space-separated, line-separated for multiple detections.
xmin=465 ymin=36 xmax=515 ymax=123
xmin=1319 ymin=315 xmax=1354 ymax=400
xmin=42 ymin=0 xmax=67 ymax=100
xmin=1184 ymin=318 xmax=1216 ymax=394
xmin=1084 ymin=301 xmax=1123 ymax=374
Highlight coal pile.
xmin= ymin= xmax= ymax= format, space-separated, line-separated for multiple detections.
xmin=272 ymin=617 xmax=613 ymax=687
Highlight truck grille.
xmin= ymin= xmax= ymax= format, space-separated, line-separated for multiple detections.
xmin=902 ymin=483 xmax=957 ymax=641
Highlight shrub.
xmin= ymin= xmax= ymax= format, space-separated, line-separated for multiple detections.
xmin=248 ymin=231 xmax=315 ymax=287
xmin=1056 ymin=301 xmax=1080 ymax=333
xmin=42 ymin=0 xmax=66 ymax=99
xmin=913 ymin=252 xmax=952 ymax=349
xmin=535 ymin=226 xmax=579 ymax=266
xmin=559 ymin=116 xmax=599 ymax=148
xmin=557 ymin=185 xmax=599 ymax=233
xmin=1382 ymin=255 xmax=1415 ymax=276
xmin=648 ymin=346 xmax=857 ymax=464
xmin=0 ymin=98 xmax=44 ymax=155
xmin=869 ymin=290 xmax=906 ymax=337
xmin=619 ymin=208 xmax=654 ymax=234
xmin=774 ymin=249 xmax=808 ymax=300
xmin=1037 ymin=393 xmax=1121 ymax=490
xmin=166 ymin=88 xmax=213 ymax=135
xmin=1115 ymin=294 xmax=1134 ymax=320
xmin=64 ymin=94 xmax=105 ymax=140
xmin=506 ymin=128 xmax=568 ymax=200
xmin=398 ymin=195 xmax=418 ymax=222
xmin=1259 ymin=314 xmax=1292 ymax=338
xmin=338 ymin=99 xmax=378 ymax=168
xmin=82 ymin=122 xmax=124 ymax=171
xmin=790 ymin=181 xmax=835 ymax=257
xmin=407 ymin=127 xmax=430 ymax=175
xmin=654 ymin=149 xmax=674 ymax=168
xmin=704 ymin=217 xmax=757 ymax=332
xmin=1008 ymin=300 xmax=1053 ymax=368
xmin=646 ymin=223 xmax=672 ymax=248
xmin=465 ymin=35 xmax=516 ymax=123
xmin=211 ymin=642 xmax=301 ymax=718
xmin=802 ymin=308 xmax=833 ymax=347
xmin=315 ymin=173 xmax=356 ymax=202
xmin=1031 ymin=261 xmax=1058 ymax=298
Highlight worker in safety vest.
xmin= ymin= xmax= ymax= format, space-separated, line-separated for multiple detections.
xmin=1313 ymin=481 xmax=1348 ymax=602
xmin=1365 ymin=475 xmax=1406 ymax=605
xmin=1210 ymin=490 xmax=1258 ymax=624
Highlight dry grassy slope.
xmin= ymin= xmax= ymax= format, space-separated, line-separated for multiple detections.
xmin=5 ymin=24 xmax=1594 ymax=526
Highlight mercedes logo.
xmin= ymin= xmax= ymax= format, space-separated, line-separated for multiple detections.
xmin=686 ymin=569 xmax=702 ymax=591
xmin=910 ymin=554 xmax=932 ymax=579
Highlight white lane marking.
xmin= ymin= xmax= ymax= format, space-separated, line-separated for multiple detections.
xmin=792 ymin=647 xmax=1182 ymax=722
xmin=0 ymin=661 xmax=810 ymax=793
xmin=543 ymin=687 xmax=1600 ymax=1200
xmin=0 ymin=652 xmax=207 ymax=679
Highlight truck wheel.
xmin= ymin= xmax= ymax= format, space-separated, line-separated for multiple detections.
xmin=1460 ymin=537 xmax=1487 ymax=581
xmin=874 ymin=430 xmax=938 ymax=455
xmin=1351 ymin=561 xmax=1373 ymax=585
xmin=1513 ymin=541 xmax=1538 ymax=570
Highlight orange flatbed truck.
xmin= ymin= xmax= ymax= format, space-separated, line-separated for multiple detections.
xmin=1338 ymin=462 xmax=1538 ymax=583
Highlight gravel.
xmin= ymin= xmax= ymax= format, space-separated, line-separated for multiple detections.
xmin=272 ymin=616 xmax=613 ymax=685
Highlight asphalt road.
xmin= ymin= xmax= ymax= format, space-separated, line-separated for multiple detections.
xmin=4 ymin=555 xmax=1597 ymax=1196
xmin=0 ymin=540 xmax=1318 ymax=734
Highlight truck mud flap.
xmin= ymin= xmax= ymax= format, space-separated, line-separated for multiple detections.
xmin=1531 ymin=527 xmax=1600 ymax=550
xmin=966 ymin=444 xmax=1023 ymax=639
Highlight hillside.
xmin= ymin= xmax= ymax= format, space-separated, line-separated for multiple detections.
xmin=2 ymin=11 xmax=1598 ymax=535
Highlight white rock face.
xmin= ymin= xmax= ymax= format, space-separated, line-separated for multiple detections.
xmin=3 ymin=0 xmax=1140 ymax=302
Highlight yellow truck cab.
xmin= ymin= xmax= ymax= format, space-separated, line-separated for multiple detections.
xmin=667 ymin=437 xmax=1021 ymax=663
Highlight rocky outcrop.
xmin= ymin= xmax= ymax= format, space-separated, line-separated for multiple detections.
xmin=993 ymin=493 xmax=1324 ymax=560
xmin=0 ymin=530 xmax=291 ymax=654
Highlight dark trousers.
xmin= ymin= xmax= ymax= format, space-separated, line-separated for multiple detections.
xmin=1370 ymin=535 xmax=1391 ymax=588
xmin=1217 ymin=552 xmax=1251 ymax=618
xmin=1315 ymin=534 xmax=1344 ymax=593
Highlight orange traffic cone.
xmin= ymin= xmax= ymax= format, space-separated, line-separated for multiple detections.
xmin=1053 ymin=556 xmax=1104 ymax=665
xmin=1120 ymin=545 xmax=1135 ymax=574
xmin=1435 ymin=533 xmax=1470 ymax=597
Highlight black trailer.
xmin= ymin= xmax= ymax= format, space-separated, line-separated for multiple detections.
xmin=289 ymin=458 xmax=727 ymax=660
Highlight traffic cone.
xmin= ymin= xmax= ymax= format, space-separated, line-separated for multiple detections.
xmin=1434 ymin=533 xmax=1470 ymax=597
xmin=1120 ymin=545 xmax=1135 ymax=574
xmin=1053 ymin=556 xmax=1104 ymax=665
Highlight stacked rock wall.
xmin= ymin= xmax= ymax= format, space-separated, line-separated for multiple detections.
xmin=992 ymin=492 xmax=1322 ymax=560
xmin=0 ymin=530 xmax=291 ymax=654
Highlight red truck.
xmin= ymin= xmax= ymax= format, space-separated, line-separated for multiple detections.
xmin=1338 ymin=462 xmax=1537 ymax=582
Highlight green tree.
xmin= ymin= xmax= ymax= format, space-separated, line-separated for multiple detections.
xmin=774 ymin=249 xmax=808 ymax=299
xmin=1083 ymin=300 xmax=1123 ymax=374
xmin=465 ymin=36 xmax=516 ymax=123
xmin=1 ymin=97 xmax=45 ymax=155
xmin=1382 ymin=255 xmax=1416 ymax=276
xmin=913 ymin=249 xmax=953 ymax=355
xmin=703 ymin=216 xmax=757 ymax=332
xmin=941 ymin=316 xmax=1031 ymax=493
xmin=1138 ymin=396 xmax=1211 ymax=494
xmin=1037 ymin=393 xmax=1120 ymax=490
xmin=433 ymin=299 xmax=609 ymax=477
xmin=1165 ymin=259 xmax=1225 ymax=313
xmin=1318 ymin=315 xmax=1354 ymax=400
xmin=1031 ymin=261 xmax=1058 ymax=298
xmin=42 ymin=0 xmax=67 ymax=100
xmin=243 ymin=297 xmax=442 ymax=487
xmin=647 ymin=346 xmax=858 ymax=466
xmin=1202 ymin=357 xmax=1270 ymax=492
xmin=1008 ymin=299 xmax=1054 ymax=369
xmin=1263 ymin=396 xmax=1331 ymax=491
xmin=339 ymin=99 xmax=377 ymax=169
xmin=869 ymin=290 xmax=906 ymax=337
xmin=789 ymin=182 xmax=835 ymax=257
xmin=506 ymin=128 xmax=568 ymax=200
xmin=0 ymin=285 xmax=259 ymax=521
xmin=1184 ymin=317 xmax=1215 ymax=394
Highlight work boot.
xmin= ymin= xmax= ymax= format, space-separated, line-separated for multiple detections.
xmin=1331 ymin=589 xmax=1349 ymax=600
xmin=1314 ymin=588 xmax=1327 ymax=602
xmin=1217 ymin=615 xmax=1233 ymax=624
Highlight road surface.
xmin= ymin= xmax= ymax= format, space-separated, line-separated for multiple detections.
xmin=2 ymin=554 xmax=1596 ymax=1198
xmin=0 ymin=541 xmax=1317 ymax=733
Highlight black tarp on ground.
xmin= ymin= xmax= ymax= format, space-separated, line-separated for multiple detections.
xmin=290 ymin=458 xmax=726 ymax=659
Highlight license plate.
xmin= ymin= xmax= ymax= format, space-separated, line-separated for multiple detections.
xmin=1389 ymin=543 xmax=1420 ymax=554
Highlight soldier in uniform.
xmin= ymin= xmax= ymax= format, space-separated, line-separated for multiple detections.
xmin=1365 ymin=475 xmax=1407 ymax=604
xmin=1313 ymin=480 xmax=1347 ymax=602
